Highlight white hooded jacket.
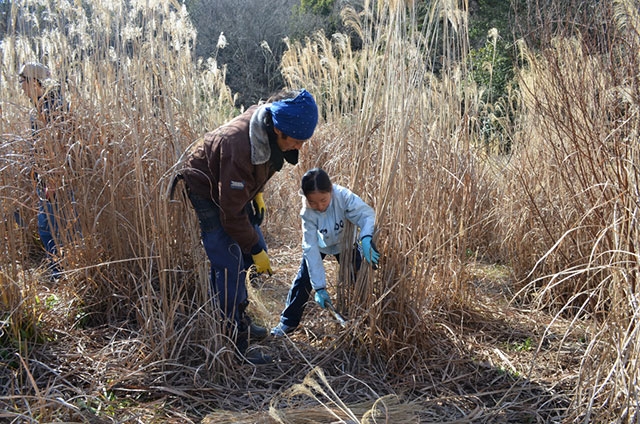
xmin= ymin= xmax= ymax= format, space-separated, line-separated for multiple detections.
xmin=300 ymin=184 xmax=376 ymax=290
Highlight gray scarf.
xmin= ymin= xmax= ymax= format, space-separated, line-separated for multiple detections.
xmin=249 ymin=104 xmax=273 ymax=165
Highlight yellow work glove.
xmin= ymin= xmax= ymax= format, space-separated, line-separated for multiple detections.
xmin=251 ymin=249 xmax=273 ymax=275
xmin=252 ymin=192 xmax=266 ymax=226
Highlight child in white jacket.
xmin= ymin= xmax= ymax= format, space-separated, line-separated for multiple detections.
xmin=271 ymin=168 xmax=380 ymax=337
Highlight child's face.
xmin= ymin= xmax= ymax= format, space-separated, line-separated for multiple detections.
xmin=305 ymin=190 xmax=331 ymax=212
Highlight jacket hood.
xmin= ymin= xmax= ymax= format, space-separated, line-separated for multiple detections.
xmin=249 ymin=104 xmax=272 ymax=165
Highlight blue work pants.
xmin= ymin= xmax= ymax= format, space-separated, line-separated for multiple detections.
xmin=279 ymin=249 xmax=362 ymax=328
xmin=37 ymin=188 xmax=61 ymax=277
xmin=188 ymin=191 xmax=266 ymax=327
xmin=36 ymin=187 xmax=81 ymax=279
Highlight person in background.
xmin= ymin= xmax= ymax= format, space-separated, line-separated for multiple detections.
xmin=19 ymin=62 xmax=69 ymax=281
xmin=179 ymin=89 xmax=318 ymax=364
xmin=271 ymin=167 xmax=380 ymax=337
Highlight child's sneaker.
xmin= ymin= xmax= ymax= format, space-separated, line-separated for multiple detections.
xmin=270 ymin=322 xmax=296 ymax=337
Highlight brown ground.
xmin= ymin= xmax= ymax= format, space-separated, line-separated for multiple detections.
xmin=1 ymin=231 xmax=583 ymax=423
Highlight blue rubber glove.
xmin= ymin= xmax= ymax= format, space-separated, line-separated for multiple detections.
xmin=361 ymin=236 xmax=380 ymax=265
xmin=314 ymin=288 xmax=332 ymax=309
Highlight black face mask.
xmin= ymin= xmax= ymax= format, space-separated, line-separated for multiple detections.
xmin=283 ymin=149 xmax=299 ymax=165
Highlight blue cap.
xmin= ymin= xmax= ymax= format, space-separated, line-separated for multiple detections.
xmin=268 ymin=89 xmax=318 ymax=140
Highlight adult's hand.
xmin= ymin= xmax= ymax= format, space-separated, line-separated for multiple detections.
xmin=251 ymin=249 xmax=272 ymax=275
xmin=252 ymin=192 xmax=266 ymax=226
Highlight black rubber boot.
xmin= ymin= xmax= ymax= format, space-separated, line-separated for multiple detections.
xmin=234 ymin=301 xmax=271 ymax=364
xmin=247 ymin=320 xmax=268 ymax=341
xmin=235 ymin=330 xmax=273 ymax=365
xmin=238 ymin=300 xmax=268 ymax=342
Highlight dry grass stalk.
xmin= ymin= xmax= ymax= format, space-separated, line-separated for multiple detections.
xmin=1 ymin=0 xmax=237 ymax=389
xmin=279 ymin=0 xmax=494 ymax=372
xmin=3 ymin=0 xmax=639 ymax=422
xmin=492 ymin=2 xmax=640 ymax=420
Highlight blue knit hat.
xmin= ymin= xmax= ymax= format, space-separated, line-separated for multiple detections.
xmin=268 ymin=89 xmax=318 ymax=140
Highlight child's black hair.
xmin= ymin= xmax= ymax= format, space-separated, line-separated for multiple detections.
xmin=301 ymin=168 xmax=332 ymax=196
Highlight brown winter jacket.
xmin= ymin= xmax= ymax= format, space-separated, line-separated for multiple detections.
xmin=181 ymin=105 xmax=276 ymax=253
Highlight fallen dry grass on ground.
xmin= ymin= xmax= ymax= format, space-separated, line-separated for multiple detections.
xmin=3 ymin=224 xmax=580 ymax=423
